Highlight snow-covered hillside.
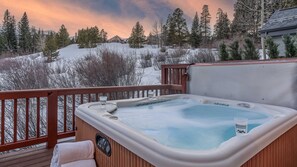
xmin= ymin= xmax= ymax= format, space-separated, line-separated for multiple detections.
xmin=0 ymin=43 xmax=219 ymax=87
xmin=59 ymin=43 xmax=160 ymax=61
xmin=57 ymin=43 xmax=162 ymax=85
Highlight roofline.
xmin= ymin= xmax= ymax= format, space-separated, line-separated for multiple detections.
xmin=260 ymin=25 xmax=297 ymax=33
xmin=260 ymin=6 xmax=297 ymax=33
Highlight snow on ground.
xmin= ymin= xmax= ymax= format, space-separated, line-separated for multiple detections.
xmin=4 ymin=43 xmax=275 ymax=87
xmin=0 ymin=43 xmax=221 ymax=86
xmin=47 ymin=43 xmax=219 ymax=85
xmin=139 ymin=67 xmax=161 ymax=85
xmin=0 ymin=43 xmax=165 ymax=86
xmin=58 ymin=43 xmax=160 ymax=61
xmin=58 ymin=44 xmax=95 ymax=61
xmin=57 ymin=43 xmax=162 ymax=85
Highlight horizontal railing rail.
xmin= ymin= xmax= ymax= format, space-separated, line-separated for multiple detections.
xmin=0 ymin=85 xmax=183 ymax=152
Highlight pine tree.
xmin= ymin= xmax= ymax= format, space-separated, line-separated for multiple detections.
xmin=287 ymin=0 xmax=297 ymax=7
xmin=18 ymin=12 xmax=31 ymax=53
xmin=56 ymin=24 xmax=70 ymax=48
xmin=214 ymin=8 xmax=230 ymax=40
xmin=161 ymin=24 xmax=168 ymax=46
xmin=30 ymin=27 xmax=41 ymax=53
xmin=231 ymin=0 xmax=247 ymax=34
xmin=266 ymin=37 xmax=279 ymax=59
xmin=0 ymin=33 xmax=4 ymax=55
xmin=43 ymin=32 xmax=59 ymax=62
xmin=77 ymin=28 xmax=87 ymax=48
xmin=128 ymin=21 xmax=146 ymax=48
xmin=2 ymin=9 xmax=17 ymax=53
xmin=161 ymin=15 xmax=171 ymax=46
xmin=165 ymin=8 xmax=189 ymax=47
xmin=89 ymin=26 xmax=100 ymax=46
xmin=200 ymin=5 xmax=211 ymax=45
xmin=229 ymin=41 xmax=242 ymax=60
xmin=219 ymin=42 xmax=229 ymax=61
xmin=77 ymin=26 xmax=101 ymax=48
xmin=231 ymin=0 xmax=262 ymax=41
xmin=283 ymin=35 xmax=296 ymax=58
xmin=167 ymin=14 xmax=175 ymax=46
xmin=100 ymin=29 xmax=107 ymax=43
xmin=172 ymin=8 xmax=189 ymax=47
xmin=243 ymin=38 xmax=259 ymax=60
xmin=147 ymin=33 xmax=157 ymax=45
xmin=214 ymin=8 xmax=223 ymax=37
xmin=223 ymin=12 xmax=230 ymax=39
xmin=273 ymin=0 xmax=297 ymax=9
xmin=190 ymin=12 xmax=201 ymax=48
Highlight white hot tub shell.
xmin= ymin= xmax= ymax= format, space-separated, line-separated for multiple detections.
xmin=75 ymin=94 xmax=297 ymax=167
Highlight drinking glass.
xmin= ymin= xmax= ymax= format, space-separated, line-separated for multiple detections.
xmin=99 ymin=96 xmax=107 ymax=109
xmin=234 ymin=118 xmax=248 ymax=136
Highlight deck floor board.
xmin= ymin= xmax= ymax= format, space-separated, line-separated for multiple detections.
xmin=0 ymin=147 xmax=53 ymax=167
xmin=0 ymin=138 xmax=74 ymax=167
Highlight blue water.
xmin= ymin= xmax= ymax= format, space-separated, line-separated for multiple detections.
xmin=114 ymin=98 xmax=272 ymax=150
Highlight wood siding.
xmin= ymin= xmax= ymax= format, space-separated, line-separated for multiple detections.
xmin=241 ymin=124 xmax=297 ymax=167
xmin=76 ymin=117 xmax=154 ymax=167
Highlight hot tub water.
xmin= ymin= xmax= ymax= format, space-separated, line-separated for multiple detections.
xmin=113 ymin=98 xmax=272 ymax=150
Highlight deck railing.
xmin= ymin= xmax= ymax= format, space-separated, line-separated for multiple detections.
xmin=0 ymin=85 xmax=183 ymax=152
xmin=161 ymin=64 xmax=190 ymax=93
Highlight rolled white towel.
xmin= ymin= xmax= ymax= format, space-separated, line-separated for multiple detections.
xmin=50 ymin=140 xmax=94 ymax=167
xmin=61 ymin=159 xmax=96 ymax=167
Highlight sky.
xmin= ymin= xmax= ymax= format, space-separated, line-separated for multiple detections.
xmin=0 ymin=0 xmax=236 ymax=38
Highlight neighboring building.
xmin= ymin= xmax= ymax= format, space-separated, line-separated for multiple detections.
xmin=260 ymin=7 xmax=297 ymax=56
xmin=108 ymin=35 xmax=123 ymax=43
xmin=121 ymin=38 xmax=128 ymax=44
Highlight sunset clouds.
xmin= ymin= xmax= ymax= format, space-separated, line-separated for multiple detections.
xmin=0 ymin=0 xmax=235 ymax=38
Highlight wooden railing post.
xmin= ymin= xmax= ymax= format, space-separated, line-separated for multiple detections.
xmin=47 ymin=91 xmax=58 ymax=149
xmin=181 ymin=73 xmax=189 ymax=94
xmin=161 ymin=65 xmax=167 ymax=84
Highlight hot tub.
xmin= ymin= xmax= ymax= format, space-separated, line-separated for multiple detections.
xmin=75 ymin=94 xmax=297 ymax=167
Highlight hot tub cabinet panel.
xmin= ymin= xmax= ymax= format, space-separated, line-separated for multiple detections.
xmin=76 ymin=118 xmax=154 ymax=167
xmin=241 ymin=124 xmax=297 ymax=167
xmin=76 ymin=117 xmax=297 ymax=167
xmin=75 ymin=95 xmax=297 ymax=167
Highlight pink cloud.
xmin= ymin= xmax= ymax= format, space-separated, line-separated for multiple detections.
xmin=0 ymin=0 xmax=234 ymax=38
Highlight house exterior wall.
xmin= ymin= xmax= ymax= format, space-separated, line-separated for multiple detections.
xmin=262 ymin=28 xmax=297 ymax=57
xmin=273 ymin=36 xmax=286 ymax=57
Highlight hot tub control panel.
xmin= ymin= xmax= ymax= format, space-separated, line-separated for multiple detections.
xmin=96 ymin=133 xmax=111 ymax=157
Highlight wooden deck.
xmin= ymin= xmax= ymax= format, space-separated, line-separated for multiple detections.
xmin=0 ymin=138 xmax=75 ymax=167
xmin=0 ymin=147 xmax=53 ymax=167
